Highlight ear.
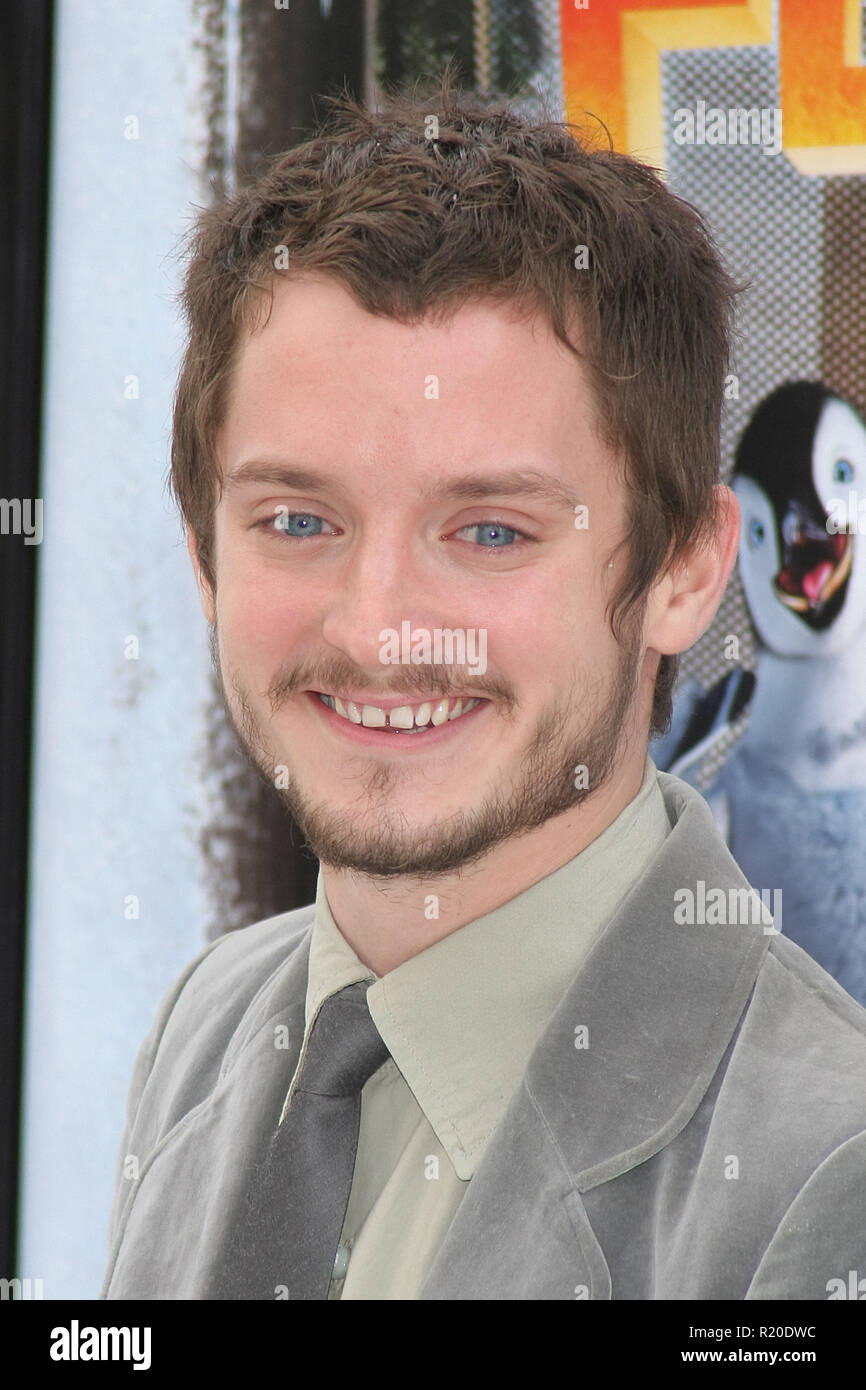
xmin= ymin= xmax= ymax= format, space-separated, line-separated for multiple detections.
xmin=186 ymin=528 xmax=216 ymax=625
xmin=643 ymin=484 xmax=741 ymax=658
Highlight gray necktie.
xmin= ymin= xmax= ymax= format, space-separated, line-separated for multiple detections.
xmin=213 ymin=980 xmax=389 ymax=1300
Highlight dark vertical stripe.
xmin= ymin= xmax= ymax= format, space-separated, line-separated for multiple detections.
xmin=237 ymin=0 xmax=365 ymax=174
xmin=821 ymin=180 xmax=866 ymax=417
xmin=0 ymin=0 xmax=55 ymax=1280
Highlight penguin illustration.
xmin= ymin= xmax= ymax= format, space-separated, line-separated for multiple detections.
xmin=651 ymin=666 xmax=754 ymax=838
xmin=714 ymin=381 xmax=866 ymax=1004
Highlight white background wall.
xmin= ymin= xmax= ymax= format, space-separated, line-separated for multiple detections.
xmin=19 ymin=0 xmax=216 ymax=1299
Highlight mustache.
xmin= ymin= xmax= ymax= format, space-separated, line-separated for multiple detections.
xmin=208 ymin=624 xmax=519 ymax=715
xmin=266 ymin=657 xmax=518 ymax=714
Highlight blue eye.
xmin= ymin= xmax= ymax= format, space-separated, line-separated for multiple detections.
xmin=833 ymin=459 xmax=854 ymax=484
xmin=462 ymin=522 xmax=519 ymax=548
xmin=272 ymin=511 xmax=325 ymax=537
xmin=748 ymin=518 xmax=765 ymax=548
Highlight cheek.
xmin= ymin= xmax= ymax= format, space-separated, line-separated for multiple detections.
xmin=472 ymin=569 xmax=610 ymax=693
xmin=215 ymin=561 xmax=313 ymax=669
xmin=529 ymin=550 xmax=611 ymax=642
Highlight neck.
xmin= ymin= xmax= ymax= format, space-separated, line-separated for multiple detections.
xmin=322 ymin=746 xmax=648 ymax=975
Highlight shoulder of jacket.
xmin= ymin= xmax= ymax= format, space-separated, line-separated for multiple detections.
xmin=762 ymin=929 xmax=866 ymax=1051
xmin=715 ymin=930 xmax=866 ymax=1189
xmin=132 ymin=903 xmax=313 ymax=1133
xmin=174 ymin=902 xmax=315 ymax=1013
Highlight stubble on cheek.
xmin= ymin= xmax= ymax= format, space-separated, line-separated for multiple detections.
xmin=204 ymin=586 xmax=646 ymax=878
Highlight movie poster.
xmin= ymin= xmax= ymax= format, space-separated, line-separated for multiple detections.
xmin=564 ymin=0 xmax=866 ymax=1004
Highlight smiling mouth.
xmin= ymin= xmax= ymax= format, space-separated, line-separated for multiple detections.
xmin=316 ymin=692 xmax=483 ymax=732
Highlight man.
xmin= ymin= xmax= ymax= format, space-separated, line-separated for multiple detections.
xmin=102 ymin=76 xmax=866 ymax=1301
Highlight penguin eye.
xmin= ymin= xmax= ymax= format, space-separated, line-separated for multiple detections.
xmin=748 ymin=518 xmax=766 ymax=549
xmin=833 ymin=458 xmax=854 ymax=484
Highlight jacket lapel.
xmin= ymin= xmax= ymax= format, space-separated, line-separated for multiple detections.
xmin=421 ymin=775 xmax=771 ymax=1299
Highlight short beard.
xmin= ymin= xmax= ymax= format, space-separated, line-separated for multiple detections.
xmin=211 ymin=617 xmax=644 ymax=882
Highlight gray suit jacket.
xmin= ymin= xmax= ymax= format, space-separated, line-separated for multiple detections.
xmin=101 ymin=773 xmax=866 ymax=1300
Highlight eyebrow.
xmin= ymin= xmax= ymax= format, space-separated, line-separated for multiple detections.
xmin=224 ymin=461 xmax=584 ymax=511
xmin=423 ymin=470 xmax=584 ymax=511
xmin=224 ymin=463 xmax=329 ymax=495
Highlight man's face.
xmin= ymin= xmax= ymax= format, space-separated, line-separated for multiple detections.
xmin=203 ymin=274 xmax=651 ymax=878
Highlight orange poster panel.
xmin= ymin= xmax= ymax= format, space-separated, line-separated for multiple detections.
xmin=562 ymin=0 xmax=866 ymax=173
xmin=780 ymin=0 xmax=866 ymax=173
xmin=561 ymin=0 xmax=770 ymax=159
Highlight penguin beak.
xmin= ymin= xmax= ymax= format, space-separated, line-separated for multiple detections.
xmin=774 ymin=500 xmax=853 ymax=616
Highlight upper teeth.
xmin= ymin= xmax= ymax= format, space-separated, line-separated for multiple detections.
xmin=318 ymin=693 xmax=481 ymax=730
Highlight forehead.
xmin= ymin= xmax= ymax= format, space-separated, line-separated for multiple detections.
xmin=217 ymin=273 xmax=617 ymax=498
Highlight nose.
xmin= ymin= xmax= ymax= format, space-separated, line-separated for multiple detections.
xmin=319 ymin=527 xmax=440 ymax=679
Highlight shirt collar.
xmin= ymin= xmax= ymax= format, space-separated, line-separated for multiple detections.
xmin=306 ymin=755 xmax=670 ymax=1179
